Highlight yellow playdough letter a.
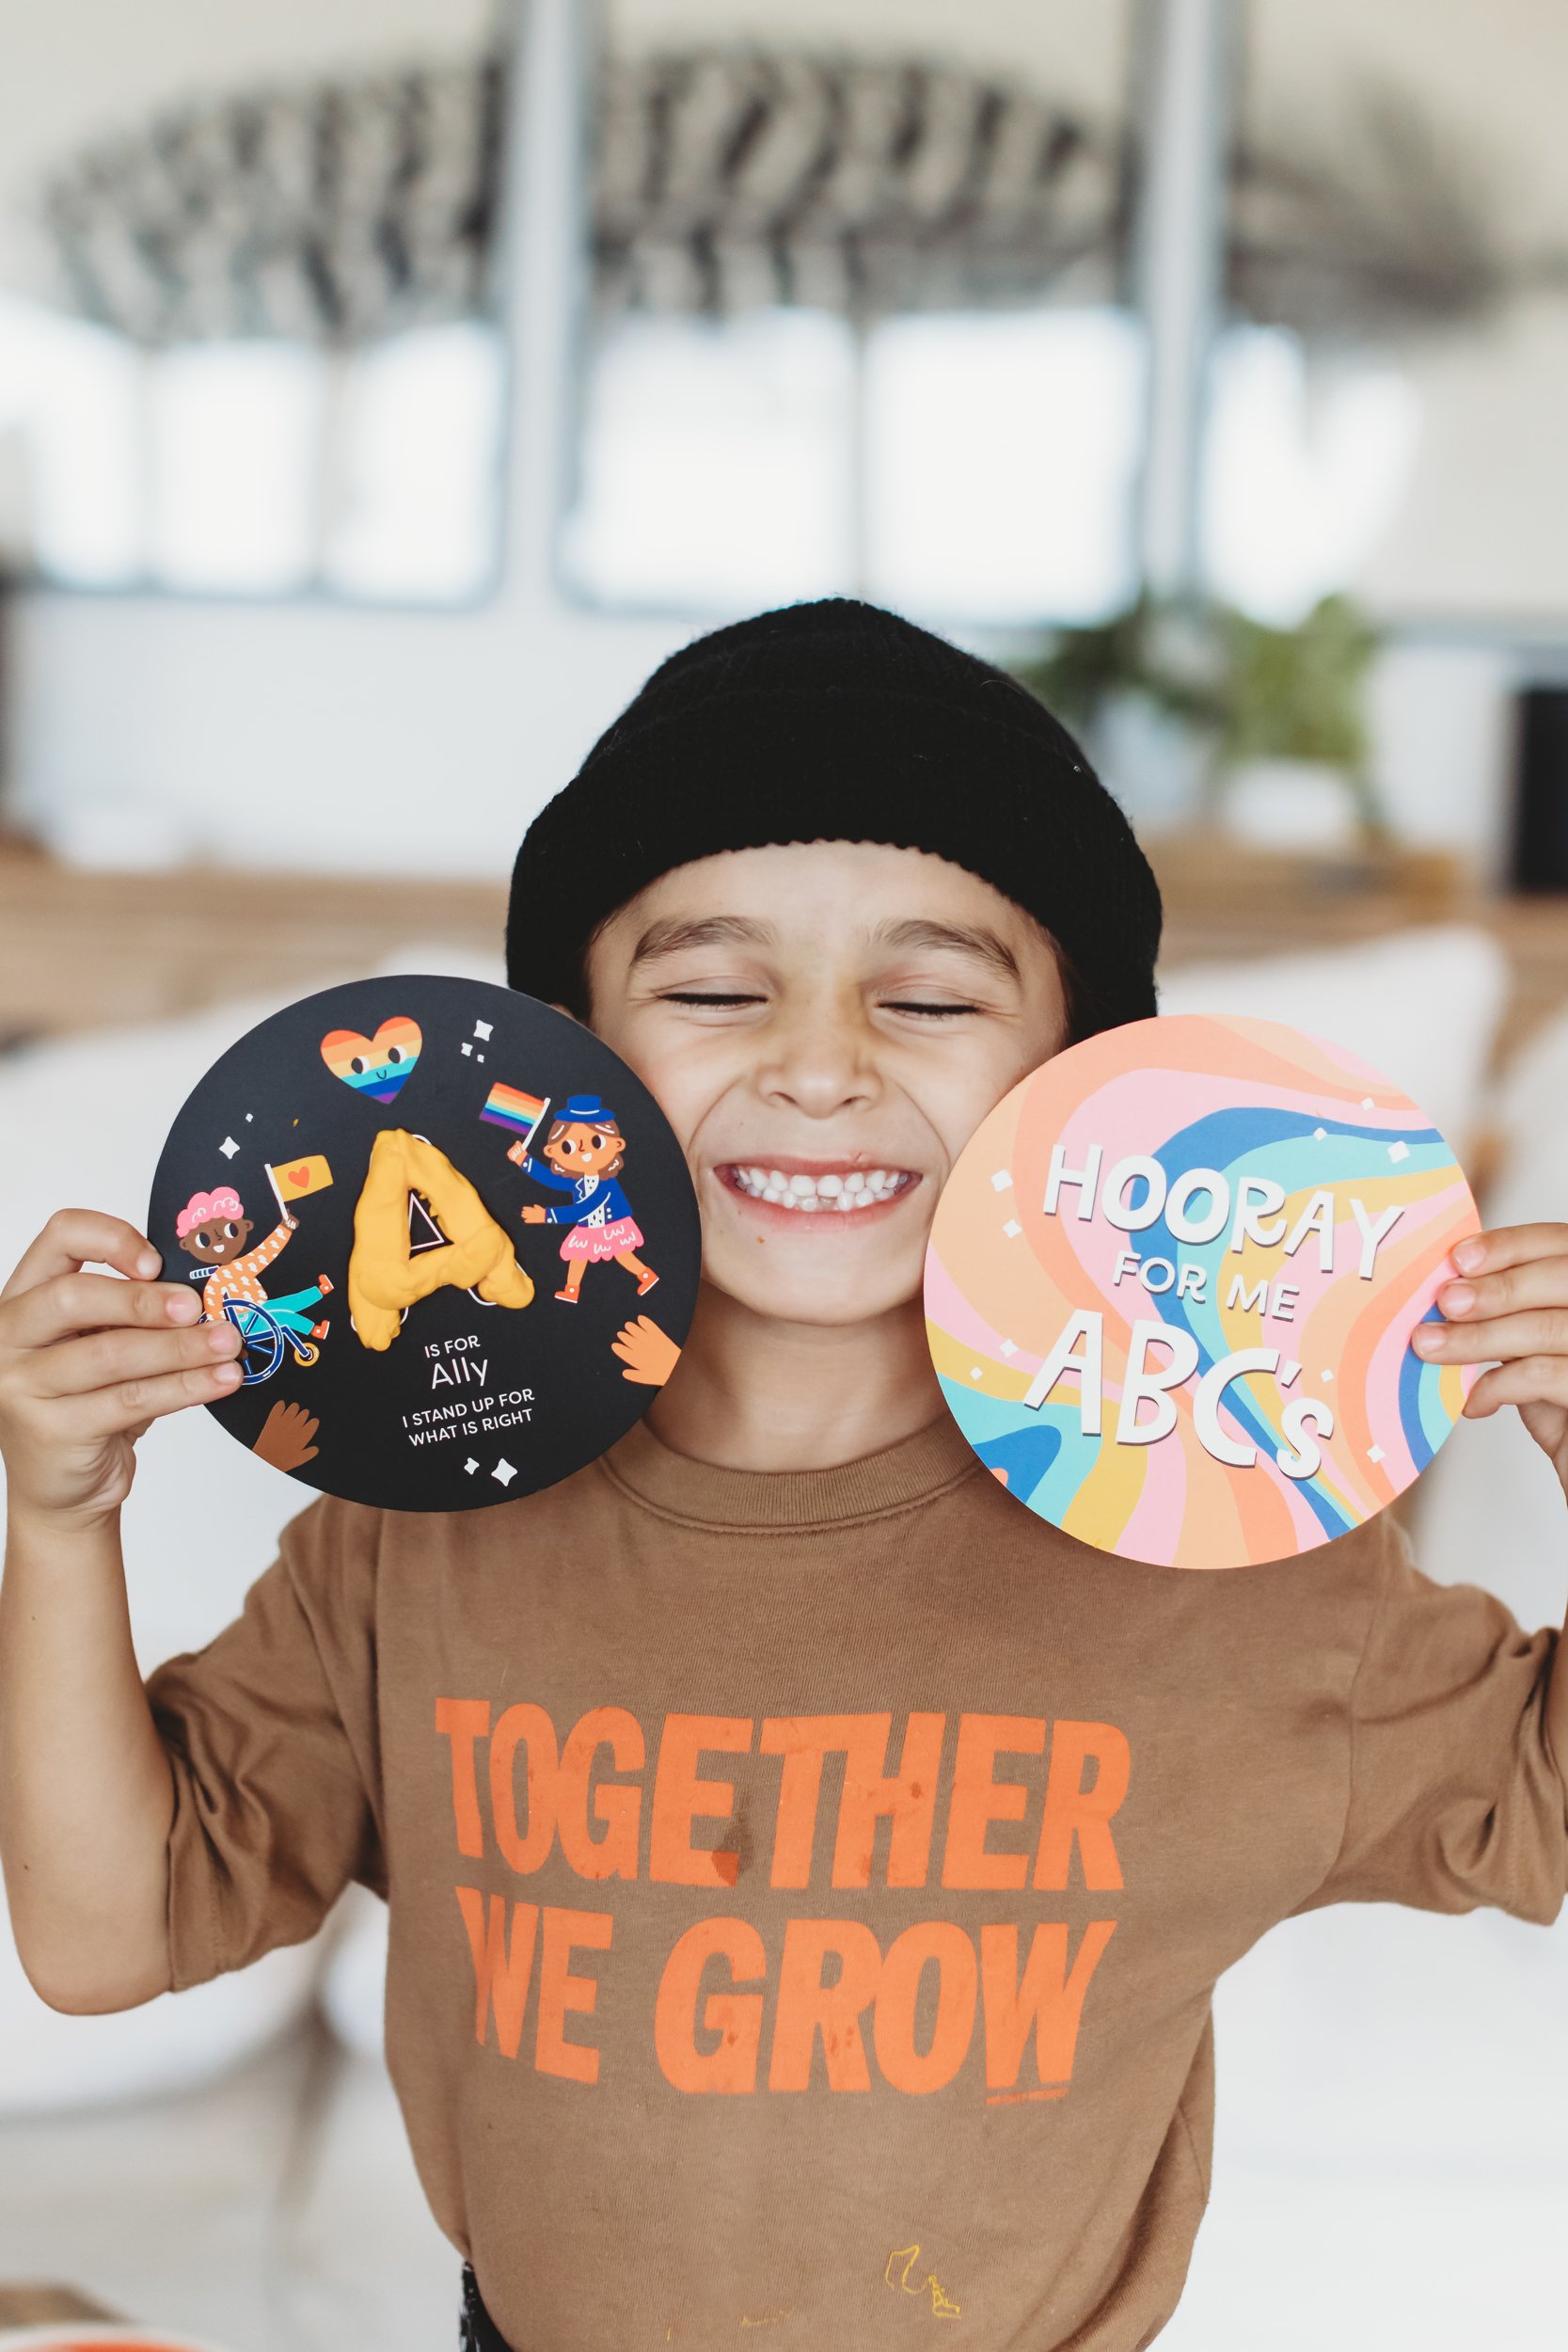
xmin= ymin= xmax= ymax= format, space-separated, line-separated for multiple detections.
xmin=349 ymin=1129 xmax=534 ymax=1351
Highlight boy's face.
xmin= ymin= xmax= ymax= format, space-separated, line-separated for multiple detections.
xmin=582 ymin=840 xmax=1069 ymax=1328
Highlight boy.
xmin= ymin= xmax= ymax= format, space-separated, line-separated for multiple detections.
xmin=2 ymin=597 xmax=1566 ymax=2352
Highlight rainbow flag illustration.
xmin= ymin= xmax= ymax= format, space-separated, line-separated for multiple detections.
xmin=480 ymin=1083 xmax=550 ymax=1149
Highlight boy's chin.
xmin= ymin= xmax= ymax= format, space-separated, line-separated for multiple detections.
xmin=703 ymin=1250 xmax=925 ymax=1329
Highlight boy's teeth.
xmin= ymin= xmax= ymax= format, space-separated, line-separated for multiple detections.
xmin=728 ymin=1166 xmax=910 ymax=1210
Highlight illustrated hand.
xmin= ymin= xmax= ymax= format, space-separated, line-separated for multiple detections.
xmin=506 ymin=1141 xmax=528 ymax=1167
xmin=1414 ymin=1222 xmax=1568 ymax=1497
xmin=611 ymin=1315 xmax=682 ymax=1388
xmin=520 ymin=1205 xmax=548 ymax=1225
xmin=252 ymin=1398 xmax=320 ymax=1472
xmin=0 ymin=1211 xmax=242 ymax=1528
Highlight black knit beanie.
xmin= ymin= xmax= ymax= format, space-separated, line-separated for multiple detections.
xmin=506 ymin=597 xmax=1162 ymax=1039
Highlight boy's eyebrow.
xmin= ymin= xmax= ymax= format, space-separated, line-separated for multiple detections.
xmin=627 ymin=914 xmax=778 ymax=966
xmin=869 ymin=918 xmax=1022 ymax=979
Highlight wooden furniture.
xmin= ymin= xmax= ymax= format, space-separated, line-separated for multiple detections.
xmin=0 ymin=832 xmax=1564 ymax=1057
xmin=1147 ymin=834 xmax=1568 ymax=1067
xmin=0 ymin=2283 xmax=122 ymax=2325
xmin=0 ymin=836 xmax=505 ymax=1050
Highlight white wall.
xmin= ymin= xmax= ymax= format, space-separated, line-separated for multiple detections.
xmin=7 ymin=592 xmax=692 ymax=877
xmin=0 ymin=0 xmax=1141 ymax=881
xmin=4 ymin=0 xmax=699 ymax=876
xmin=0 ymin=0 xmax=1539 ymax=877
xmin=0 ymin=0 xmax=498 ymax=291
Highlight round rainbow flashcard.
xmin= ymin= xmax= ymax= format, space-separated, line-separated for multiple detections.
xmin=149 ymin=975 xmax=701 ymax=1512
xmin=925 ymin=1014 xmax=1481 ymax=1570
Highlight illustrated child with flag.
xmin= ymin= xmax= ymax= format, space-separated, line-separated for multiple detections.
xmin=173 ymin=1158 xmax=335 ymax=1343
xmin=508 ymin=1094 xmax=658 ymax=1304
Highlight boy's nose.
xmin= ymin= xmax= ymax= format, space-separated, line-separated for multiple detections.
xmin=755 ymin=1005 xmax=880 ymax=1118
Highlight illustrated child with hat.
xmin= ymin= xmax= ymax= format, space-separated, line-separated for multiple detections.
xmin=3 ymin=597 xmax=1568 ymax=2352
xmin=507 ymin=1095 xmax=658 ymax=1302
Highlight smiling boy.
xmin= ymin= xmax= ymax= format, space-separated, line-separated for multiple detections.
xmin=2 ymin=598 xmax=1567 ymax=2352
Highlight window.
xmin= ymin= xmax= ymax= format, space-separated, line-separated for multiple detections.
xmin=1208 ymin=0 xmax=1568 ymax=627
xmin=562 ymin=0 xmax=1143 ymax=627
xmin=0 ymin=15 xmax=507 ymax=604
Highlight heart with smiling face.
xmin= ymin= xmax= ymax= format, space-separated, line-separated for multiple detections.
xmin=320 ymin=1015 xmax=422 ymax=1104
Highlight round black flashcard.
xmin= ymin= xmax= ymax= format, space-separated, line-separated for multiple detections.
xmin=148 ymin=976 xmax=701 ymax=1510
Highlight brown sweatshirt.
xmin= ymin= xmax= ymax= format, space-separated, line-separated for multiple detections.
xmin=144 ymin=1413 xmax=1568 ymax=2352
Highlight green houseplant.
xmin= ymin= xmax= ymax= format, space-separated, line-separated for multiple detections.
xmin=1011 ymin=592 xmax=1387 ymax=841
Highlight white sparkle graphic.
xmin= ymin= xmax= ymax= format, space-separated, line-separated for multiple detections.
xmin=1003 ymin=1218 xmax=1022 ymax=1239
xmin=1313 ymin=1126 xmax=1327 ymax=1140
xmin=1386 ymin=1139 xmax=1409 ymax=1163
xmin=245 ymin=1113 xmax=254 ymax=1122
xmin=461 ymin=1042 xmax=472 ymax=1057
xmin=1361 ymin=1096 xmax=1375 ymax=1109
xmin=464 ymin=1458 xmax=480 ymax=1475
xmin=970 ymin=1366 xmax=983 ymax=1380
xmin=219 ymin=1136 xmax=240 ymax=1159
xmin=999 ymin=1339 xmax=1018 ymax=1359
xmin=491 ymin=1456 xmax=518 ymax=1487
xmin=990 ymin=1169 xmax=1013 ymax=1192
xmin=473 ymin=1020 xmax=494 ymax=1041
xmin=1366 ymin=1443 xmax=1386 ymax=1465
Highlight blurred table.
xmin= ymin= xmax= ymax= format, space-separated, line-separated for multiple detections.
xmin=0 ymin=829 xmax=1564 ymax=1059
xmin=0 ymin=835 xmax=505 ymax=1050
xmin=0 ymin=2284 xmax=122 ymax=2324
xmin=1148 ymin=834 xmax=1568 ymax=1063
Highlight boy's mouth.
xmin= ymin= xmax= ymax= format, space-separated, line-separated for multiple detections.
xmin=716 ymin=1160 xmax=921 ymax=1216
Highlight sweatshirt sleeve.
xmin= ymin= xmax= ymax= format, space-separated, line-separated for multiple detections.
xmin=142 ymin=1493 xmax=387 ymax=1990
xmin=1299 ymin=1515 xmax=1568 ymax=1923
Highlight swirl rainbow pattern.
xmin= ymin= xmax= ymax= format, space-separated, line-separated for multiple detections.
xmin=926 ymin=1015 xmax=1481 ymax=1570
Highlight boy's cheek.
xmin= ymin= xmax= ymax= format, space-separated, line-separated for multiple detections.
xmin=898 ymin=1036 xmax=1052 ymax=1174
xmin=604 ymin=1033 xmax=736 ymax=1162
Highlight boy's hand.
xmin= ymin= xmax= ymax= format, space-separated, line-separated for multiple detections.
xmin=0 ymin=1211 xmax=243 ymax=1530
xmin=1413 ymin=1222 xmax=1568 ymax=1497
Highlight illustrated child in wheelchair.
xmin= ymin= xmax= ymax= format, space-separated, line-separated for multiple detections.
xmin=174 ymin=1185 xmax=333 ymax=1383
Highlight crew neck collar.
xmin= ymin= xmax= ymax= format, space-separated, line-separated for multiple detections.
xmin=599 ymin=1410 xmax=979 ymax=1532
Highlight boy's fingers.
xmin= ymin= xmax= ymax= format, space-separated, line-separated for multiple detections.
xmin=26 ymin=1320 xmax=240 ymax=1401
xmin=1452 ymin=1222 xmax=1568 ymax=1279
xmin=0 ymin=1210 xmax=161 ymax=1302
xmin=1414 ymin=1307 xmax=1568 ymax=1364
xmin=1437 ymin=1252 xmax=1568 ymax=1324
xmin=68 ymin=1357 xmax=244 ymax=1437
xmin=0 ymin=1269 xmax=200 ymax=1351
xmin=1463 ymin=1357 xmax=1568 ymax=1418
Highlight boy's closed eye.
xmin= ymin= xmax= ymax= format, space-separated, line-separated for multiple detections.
xmin=875 ymin=983 xmax=988 ymax=1019
xmin=655 ymin=983 xmax=990 ymax=1021
xmin=657 ymin=984 xmax=770 ymax=1010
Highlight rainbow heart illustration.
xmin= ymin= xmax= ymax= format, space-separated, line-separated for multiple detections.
xmin=320 ymin=1016 xmax=422 ymax=1104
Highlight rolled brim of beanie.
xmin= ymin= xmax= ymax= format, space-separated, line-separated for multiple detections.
xmin=507 ymin=684 xmax=1162 ymax=1032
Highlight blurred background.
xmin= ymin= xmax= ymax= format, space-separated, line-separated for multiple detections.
xmin=1 ymin=2 xmax=1567 ymax=2346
